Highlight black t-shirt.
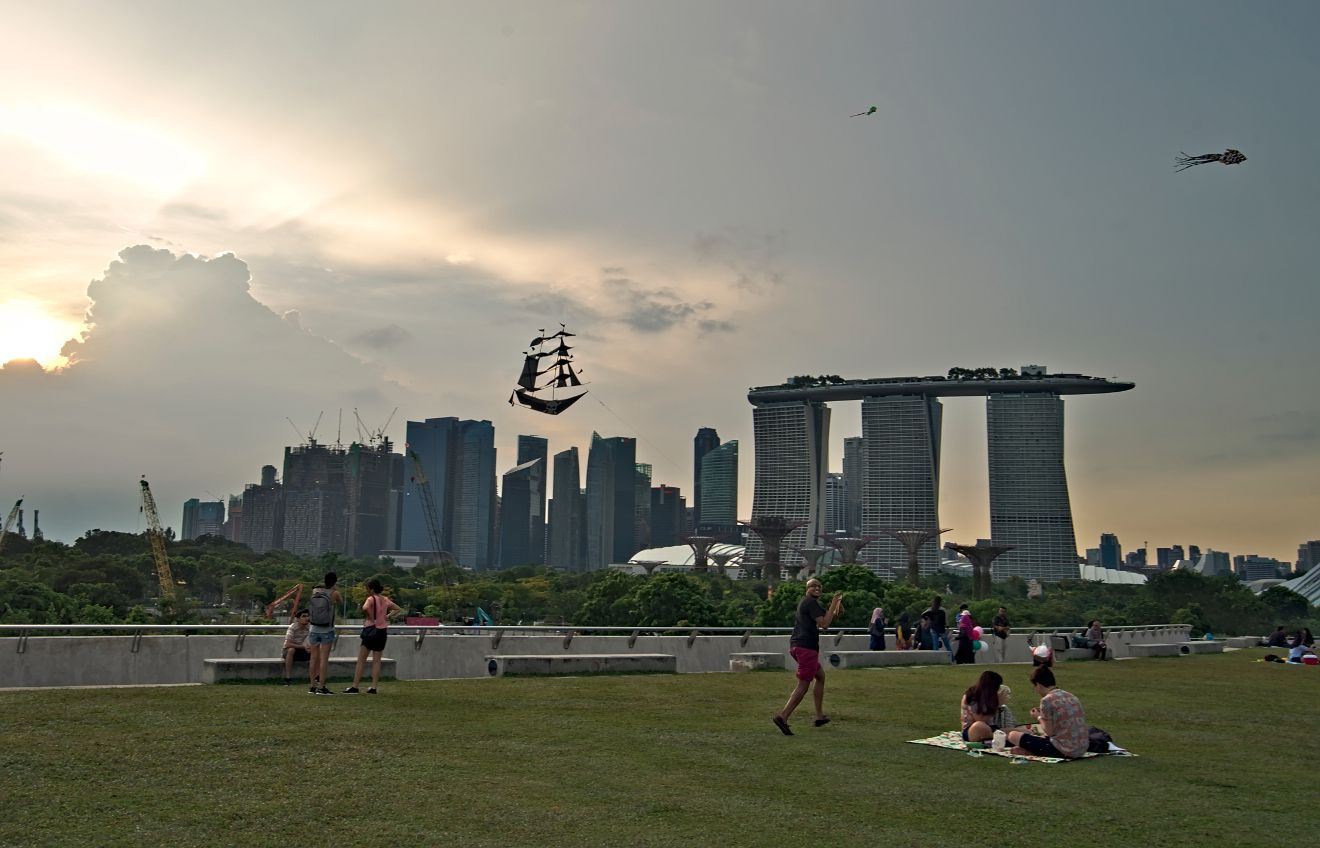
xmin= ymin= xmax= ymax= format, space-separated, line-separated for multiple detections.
xmin=791 ymin=595 xmax=828 ymax=650
xmin=993 ymin=613 xmax=1010 ymax=636
xmin=925 ymin=606 xmax=947 ymax=633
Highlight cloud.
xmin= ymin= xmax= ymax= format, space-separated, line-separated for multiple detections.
xmin=0 ymin=245 xmax=414 ymax=542
xmin=693 ymin=227 xmax=787 ymax=293
xmin=602 ymin=269 xmax=733 ymax=334
xmin=349 ymin=323 xmax=412 ymax=350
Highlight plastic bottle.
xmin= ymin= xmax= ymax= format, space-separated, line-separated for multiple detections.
xmin=992 ymin=729 xmax=1007 ymax=751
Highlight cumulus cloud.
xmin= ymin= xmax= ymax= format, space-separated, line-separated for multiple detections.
xmin=0 ymin=245 xmax=414 ymax=542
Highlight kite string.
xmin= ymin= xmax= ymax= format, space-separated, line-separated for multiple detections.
xmin=592 ymin=395 xmax=685 ymax=473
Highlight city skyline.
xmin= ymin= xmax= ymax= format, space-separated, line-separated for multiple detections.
xmin=1 ymin=3 xmax=1317 ymax=562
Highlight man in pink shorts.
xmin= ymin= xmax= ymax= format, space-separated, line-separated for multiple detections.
xmin=773 ymin=578 xmax=844 ymax=735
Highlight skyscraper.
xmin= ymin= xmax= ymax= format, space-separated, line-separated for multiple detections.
xmin=517 ymin=435 xmax=548 ymax=564
xmin=634 ymin=463 xmax=652 ymax=552
xmin=842 ymin=436 xmax=865 ymax=536
xmin=649 ymin=484 xmax=683 ymax=548
xmin=344 ymin=440 xmax=396 ymax=557
xmin=824 ymin=472 xmax=848 ymax=536
xmin=746 ymin=401 xmax=830 ymax=570
xmin=239 ymin=465 xmax=283 ymax=554
xmin=860 ymin=395 xmax=943 ymax=576
xmin=281 ymin=441 xmax=348 ymax=556
xmin=692 ymin=427 xmax=720 ymax=530
xmin=987 ymin=393 xmax=1078 ymax=581
xmin=1099 ymin=533 xmax=1121 ymax=569
xmin=548 ymin=447 xmax=584 ymax=570
xmin=498 ymin=458 xmax=540 ymax=567
xmin=181 ymin=499 xmax=225 ymax=540
xmin=401 ymin=417 xmax=497 ymax=569
xmin=698 ymin=439 xmax=738 ymax=537
xmin=585 ymin=432 xmax=637 ymax=570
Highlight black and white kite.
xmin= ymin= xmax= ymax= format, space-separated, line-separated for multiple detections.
xmin=1175 ymin=148 xmax=1247 ymax=172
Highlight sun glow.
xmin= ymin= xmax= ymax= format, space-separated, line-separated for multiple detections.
xmin=0 ymin=301 xmax=81 ymax=370
xmin=0 ymin=101 xmax=206 ymax=195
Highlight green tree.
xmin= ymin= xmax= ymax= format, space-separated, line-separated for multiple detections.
xmin=632 ymin=573 xmax=718 ymax=627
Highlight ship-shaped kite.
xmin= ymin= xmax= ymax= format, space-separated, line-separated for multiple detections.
xmin=509 ymin=324 xmax=587 ymax=415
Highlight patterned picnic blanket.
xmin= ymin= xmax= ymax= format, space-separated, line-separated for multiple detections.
xmin=908 ymin=731 xmax=1134 ymax=764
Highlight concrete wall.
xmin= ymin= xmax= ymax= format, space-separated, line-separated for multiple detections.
xmin=0 ymin=624 xmax=1193 ymax=689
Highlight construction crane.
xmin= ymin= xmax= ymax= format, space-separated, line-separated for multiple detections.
xmin=139 ymin=478 xmax=176 ymax=602
xmin=265 ymin=583 xmax=304 ymax=621
xmin=406 ymin=447 xmax=453 ymax=567
xmin=0 ymin=498 xmax=22 ymax=555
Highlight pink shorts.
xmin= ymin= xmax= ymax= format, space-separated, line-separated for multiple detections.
xmin=790 ymin=647 xmax=821 ymax=681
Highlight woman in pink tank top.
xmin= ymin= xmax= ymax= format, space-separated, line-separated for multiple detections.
xmin=344 ymin=579 xmax=401 ymax=694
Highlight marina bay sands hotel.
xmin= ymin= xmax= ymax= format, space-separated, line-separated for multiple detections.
xmin=746 ymin=366 xmax=1134 ymax=582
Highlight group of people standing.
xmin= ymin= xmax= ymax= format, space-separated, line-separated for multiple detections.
xmin=868 ymin=597 xmax=1013 ymax=665
xmin=280 ymin=571 xmax=402 ymax=694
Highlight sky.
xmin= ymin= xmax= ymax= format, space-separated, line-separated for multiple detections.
xmin=1 ymin=1 xmax=1317 ymax=563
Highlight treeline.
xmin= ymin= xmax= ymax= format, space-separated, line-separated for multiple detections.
xmin=0 ymin=531 xmax=1314 ymax=636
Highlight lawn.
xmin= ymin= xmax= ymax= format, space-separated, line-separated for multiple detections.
xmin=1 ymin=650 xmax=1316 ymax=848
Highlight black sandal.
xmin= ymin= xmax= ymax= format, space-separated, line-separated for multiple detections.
xmin=815 ymin=716 xmax=831 ymax=727
xmin=772 ymin=715 xmax=793 ymax=736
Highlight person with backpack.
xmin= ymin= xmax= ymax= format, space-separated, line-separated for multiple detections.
xmin=306 ymin=572 xmax=341 ymax=695
xmin=344 ymin=579 xmax=402 ymax=694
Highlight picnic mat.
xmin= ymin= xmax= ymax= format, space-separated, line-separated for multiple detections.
xmin=908 ymin=731 xmax=1134 ymax=764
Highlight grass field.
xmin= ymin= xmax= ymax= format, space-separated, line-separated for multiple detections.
xmin=1 ymin=649 xmax=1316 ymax=848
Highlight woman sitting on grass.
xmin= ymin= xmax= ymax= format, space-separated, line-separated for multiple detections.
xmin=960 ymin=669 xmax=1005 ymax=744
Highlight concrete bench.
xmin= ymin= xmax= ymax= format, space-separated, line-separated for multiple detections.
xmin=729 ymin=652 xmax=783 ymax=672
xmin=486 ymin=654 xmax=676 ymax=677
xmin=202 ymin=657 xmax=396 ymax=684
xmin=1224 ymin=636 xmax=1262 ymax=648
xmin=1127 ymin=643 xmax=1184 ymax=658
xmin=1061 ymin=646 xmax=1111 ymax=661
xmin=825 ymin=650 xmax=950 ymax=669
xmin=1178 ymin=641 xmax=1224 ymax=654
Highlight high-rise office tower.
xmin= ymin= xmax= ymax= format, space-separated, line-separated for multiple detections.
xmin=1188 ymin=544 xmax=1201 ymax=562
xmin=1099 ymin=533 xmax=1121 ymax=569
xmin=842 ymin=436 xmax=865 ymax=536
xmin=498 ymin=458 xmax=540 ymax=567
xmin=1298 ymin=540 xmax=1320 ymax=575
xmin=1170 ymin=545 xmax=1185 ymax=563
xmin=453 ymin=419 xmax=497 ymax=569
xmin=281 ymin=441 xmax=348 ymax=556
xmin=181 ymin=499 xmax=225 ymax=540
xmin=650 ymin=484 xmax=683 ymax=548
xmin=693 ymin=427 xmax=720 ymax=530
xmin=860 ymin=395 xmax=943 ymax=576
xmin=824 ymin=472 xmax=848 ymax=536
xmin=517 ymin=435 xmax=548 ymax=564
xmin=746 ymin=401 xmax=830 ymax=570
xmin=585 ymin=432 xmax=637 ymax=570
xmin=634 ymin=463 xmax=652 ymax=553
xmin=986 ymin=393 xmax=1078 ymax=581
xmin=382 ymin=452 xmax=406 ymax=552
xmin=239 ymin=465 xmax=283 ymax=554
xmin=698 ymin=439 xmax=738 ymax=538
xmin=401 ymin=417 xmax=497 ymax=568
xmin=548 ymin=447 xmax=584 ymax=570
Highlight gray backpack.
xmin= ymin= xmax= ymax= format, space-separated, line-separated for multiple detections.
xmin=308 ymin=587 xmax=334 ymax=626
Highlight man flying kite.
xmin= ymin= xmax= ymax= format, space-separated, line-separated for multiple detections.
xmin=850 ymin=106 xmax=878 ymax=117
xmin=1175 ymin=148 xmax=1247 ymax=172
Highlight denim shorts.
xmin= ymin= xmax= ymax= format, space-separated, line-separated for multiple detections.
xmin=306 ymin=626 xmax=335 ymax=646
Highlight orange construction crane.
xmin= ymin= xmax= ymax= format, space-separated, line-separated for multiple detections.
xmin=265 ymin=583 xmax=304 ymax=621
xmin=139 ymin=478 xmax=176 ymax=601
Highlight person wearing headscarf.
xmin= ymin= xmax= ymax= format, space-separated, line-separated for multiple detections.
xmin=868 ymin=607 xmax=887 ymax=650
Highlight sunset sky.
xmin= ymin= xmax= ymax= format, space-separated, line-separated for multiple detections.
xmin=1 ymin=1 xmax=1317 ymax=563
